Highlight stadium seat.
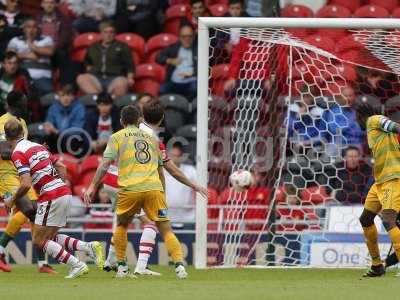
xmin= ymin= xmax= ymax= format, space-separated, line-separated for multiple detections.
xmin=135 ymin=63 xmax=166 ymax=83
xmin=336 ymin=63 xmax=357 ymax=82
xmin=315 ymin=5 xmax=350 ymax=41
xmin=40 ymin=93 xmax=56 ymax=110
xmin=52 ymin=153 xmax=79 ymax=185
xmin=160 ymin=94 xmax=190 ymax=133
xmin=145 ymin=33 xmax=178 ymax=63
xmin=115 ymin=33 xmax=145 ymax=65
xmin=368 ymin=0 xmax=398 ymax=12
xmin=209 ymin=3 xmax=228 ymax=16
xmin=281 ymin=4 xmax=314 ymax=17
xmin=356 ymin=94 xmax=382 ymax=108
xmin=210 ymin=64 xmax=230 ymax=97
xmin=71 ymin=32 xmax=101 ymax=62
xmin=78 ymin=94 xmax=98 ymax=107
xmin=329 ymin=0 xmax=362 ymax=13
xmin=133 ymin=80 xmax=160 ymax=96
xmin=207 ymin=187 xmax=220 ymax=220
xmin=164 ymin=4 xmax=190 ymax=35
xmin=385 ymin=95 xmax=400 ymax=114
xmin=80 ymin=155 xmax=102 ymax=175
xmin=304 ymin=34 xmax=336 ymax=53
xmin=78 ymin=170 xmax=96 ymax=187
xmin=114 ymin=94 xmax=138 ymax=108
xmin=175 ymin=124 xmax=197 ymax=162
xmin=300 ymin=185 xmax=329 ymax=205
xmin=354 ymin=5 xmax=390 ymax=18
xmin=286 ymin=28 xmax=311 ymax=39
xmin=336 ymin=35 xmax=365 ymax=53
xmin=392 ymin=6 xmax=400 ymax=17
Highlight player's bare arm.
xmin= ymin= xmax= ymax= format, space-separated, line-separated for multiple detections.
xmin=164 ymin=160 xmax=208 ymax=198
xmin=84 ymin=157 xmax=113 ymax=205
xmin=158 ymin=166 xmax=165 ymax=191
xmin=5 ymin=173 xmax=31 ymax=209
xmin=54 ymin=160 xmax=67 ymax=182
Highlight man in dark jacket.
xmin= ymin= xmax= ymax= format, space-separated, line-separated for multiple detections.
xmin=0 ymin=51 xmax=40 ymax=120
xmin=77 ymin=20 xmax=135 ymax=99
xmin=84 ymin=92 xmax=120 ymax=153
xmin=156 ymin=23 xmax=197 ymax=100
xmin=0 ymin=0 xmax=27 ymax=39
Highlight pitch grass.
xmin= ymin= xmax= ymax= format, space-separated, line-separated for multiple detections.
xmin=0 ymin=266 xmax=398 ymax=300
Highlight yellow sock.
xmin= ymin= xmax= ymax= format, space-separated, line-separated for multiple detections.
xmin=164 ymin=231 xmax=183 ymax=263
xmin=362 ymin=225 xmax=382 ymax=266
xmin=113 ymin=225 xmax=127 ymax=262
xmin=5 ymin=211 xmax=29 ymax=237
xmin=388 ymin=227 xmax=400 ymax=261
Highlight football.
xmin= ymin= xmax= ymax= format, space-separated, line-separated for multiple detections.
xmin=229 ymin=170 xmax=253 ymax=192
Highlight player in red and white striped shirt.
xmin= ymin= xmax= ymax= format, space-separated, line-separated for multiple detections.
xmin=102 ymin=98 xmax=207 ymax=276
xmin=3 ymin=119 xmax=105 ymax=279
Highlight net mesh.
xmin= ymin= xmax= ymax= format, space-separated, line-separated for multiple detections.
xmin=205 ymin=26 xmax=400 ymax=267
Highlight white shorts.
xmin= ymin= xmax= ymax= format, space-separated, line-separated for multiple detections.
xmin=35 ymin=195 xmax=71 ymax=227
xmin=103 ymin=184 xmax=146 ymax=218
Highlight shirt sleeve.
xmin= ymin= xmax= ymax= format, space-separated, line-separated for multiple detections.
xmin=40 ymin=36 xmax=54 ymax=47
xmin=367 ymin=115 xmax=396 ymax=133
xmin=103 ymin=135 xmax=118 ymax=160
xmin=11 ymin=151 xmax=30 ymax=176
xmin=7 ymin=38 xmax=18 ymax=51
xmin=158 ymin=142 xmax=169 ymax=163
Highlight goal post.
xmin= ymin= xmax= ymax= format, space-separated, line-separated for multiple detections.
xmin=195 ymin=17 xmax=400 ymax=269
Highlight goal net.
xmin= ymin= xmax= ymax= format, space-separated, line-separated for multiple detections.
xmin=195 ymin=18 xmax=400 ymax=268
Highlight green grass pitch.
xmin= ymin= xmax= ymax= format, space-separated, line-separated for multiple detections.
xmin=0 ymin=265 xmax=398 ymax=300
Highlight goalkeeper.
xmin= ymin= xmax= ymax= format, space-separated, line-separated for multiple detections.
xmin=355 ymin=102 xmax=400 ymax=277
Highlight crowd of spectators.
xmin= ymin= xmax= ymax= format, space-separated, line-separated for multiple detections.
xmin=0 ymin=0 xmax=397 ymax=232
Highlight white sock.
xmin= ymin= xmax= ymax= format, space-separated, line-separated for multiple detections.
xmin=43 ymin=240 xmax=79 ymax=266
xmin=0 ymin=245 xmax=5 ymax=255
xmin=107 ymin=243 xmax=116 ymax=264
xmin=37 ymin=260 xmax=47 ymax=268
xmin=136 ymin=224 xmax=157 ymax=271
xmin=54 ymin=234 xmax=89 ymax=252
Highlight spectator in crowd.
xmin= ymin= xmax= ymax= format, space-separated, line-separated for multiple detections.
xmin=0 ymin=0 xmax=27 ymax=39
xmin=0 ymin=14 xmax=14 ymax=61
xmin=288 ymin=93 xmax=324 ymax=146
xmin=7 ymin=17 xmax=55 ymax=96
xmin=77 ymin=21 xmax=135 ymax=99
xmin=322 ymin=85 xmax=365 ymax=155
xmin=156 ymin=23 xmax=197 ymax=100
xmin=0 ymin=51 xmax=38 ymax=116
xmin=68 ymin=0 xmax=117 ymax=33
xmin=357 ymin=69 xmax=398 ymax=103
xmin=328 ymin=146 xmax=372 ymax=205
xmin=136 ymin=92 xmax=153 ymax=110
xmin=43 ymin=84 xmax=86 ymax=153
xmin=84 ymin=92 xmax=121 ymax=153
xmin=165 ymin=144 xmax=197 ymax=228
xmin=115 ymin=0 xmax=161 ymax=40
xmin=36 ymin=0 xmax=75 ymax=85
xmin=186 ymin=0 xmax=209 ymax=29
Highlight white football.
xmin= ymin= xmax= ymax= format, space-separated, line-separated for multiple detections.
xmin=230 ymin=170 xmax=253 ymax=192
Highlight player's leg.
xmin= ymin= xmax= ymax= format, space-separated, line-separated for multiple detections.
xmin=144 ymin=191 xmax=187 ymax=279
xmin=34 ymin=196 xmax=89 ymax=279
xmin=53 ymin=233 xmax=104 ymax=269
xmin=359 ymin=183 xmax=384 ymax=277
xmin=103 ymin=185 xmax=118 ymax=271
xmin=0 ymin=210 xmax=28 ymax=272
xmin=134 ymin=214 xmax=160 ymax=276
xmin=384 ymin=212 xmax=400 ymax=269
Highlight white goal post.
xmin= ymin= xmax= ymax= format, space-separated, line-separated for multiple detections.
xmin=195 ymin=17 xmax=400 ymax=269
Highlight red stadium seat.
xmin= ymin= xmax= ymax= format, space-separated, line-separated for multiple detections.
xmin=80 ymin=155 xmax=102 ymax=175
xmin=368 ymin=0 xmax=398 ymax=12
xmin=354 ymin=5 xmax=390 ymax=18
xmin=133 ymin=80 xmax=160 ymax=96
xmin=145 ymin=33 xmax=179 ymax=63
xmin=78 ymin=170 xmax=96 ymax=187
xmin=164 ymin=4 xmax=190 ymax=35
xmin=281 ymin=4 xmax=314 ymax=17
xmin=207 ymin=187 xmax=220 ymax=220
xmin=336 ymin=63 xmax=357 ymax=82
xmin=286 ymin=28 xmax=311 ymax=39
xmin=135 ymin=63 xmax=166 ymax=83
xmin=71 ymin=33 xmax=101 ymax=62
xmin=300 ymin=186 xmax=329 ymax=205
xmin=210 ymin=64 xmax=230 ymax=96
xmin=329 ymin=0 xmax=362 ymax=13
xmin=209 ymin=3 xmax=228 ymax=16
xmin=304 ymin=34 xmax=336 ymax=53
xmin=336 ymin=35 xmax=365 ymax=53
xmin=393 ymin=6 xmax=400 ymax=17
xmin=169 ymin=0 xmax=190 ymax=4
xmin=315 ymin=5 xmax=350 ymax=41
xmin=115 ymin=33 xmax=145 ymax=65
